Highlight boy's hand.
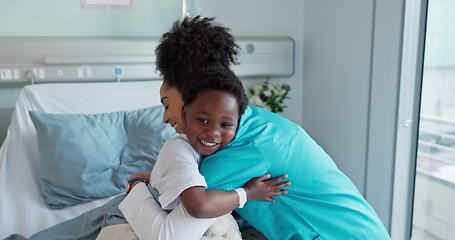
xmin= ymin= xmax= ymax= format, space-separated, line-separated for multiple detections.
xmin=128 ymin=171 xmax=151 ymax=183
xmin=126 ymin=172 xmax=151 ymax=193
xmin=243 ymin=174 xmax=290 ymax=202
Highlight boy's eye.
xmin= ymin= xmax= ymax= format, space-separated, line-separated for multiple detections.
xmin=221 ymin=122 xmax=234 ymax=128
xmin=197 ymin=118 xmax=209 ymax=124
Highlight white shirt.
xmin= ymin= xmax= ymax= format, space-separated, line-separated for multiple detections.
xmin=119 ymin=134 xmax=215 ymax=240
xmin=150 ymin=134 xmax=207 ymax=209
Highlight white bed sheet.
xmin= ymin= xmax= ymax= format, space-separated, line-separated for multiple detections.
xmin=0 ymin=81 xmax=163 ymax=238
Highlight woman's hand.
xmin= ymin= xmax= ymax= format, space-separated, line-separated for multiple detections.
xmin=243 ymin=174 xmax=290 ymax=202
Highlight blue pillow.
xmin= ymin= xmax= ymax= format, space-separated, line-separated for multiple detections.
xmin=113 ymin=107 xmax=177 ymax=187
xmin=200 ymin=106 xmax=390 ymax=240
xmin=30 ymin=106 xmax=176 ymax=209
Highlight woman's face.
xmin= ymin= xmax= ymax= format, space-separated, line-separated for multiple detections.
xmin=183 ymin=90 xmax=239 ymax=156
xmin=160 ymin=83 xmax=185 ymax=134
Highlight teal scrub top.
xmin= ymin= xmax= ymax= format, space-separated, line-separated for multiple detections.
xmin=199 ymin=106 xmax=390 ymax=240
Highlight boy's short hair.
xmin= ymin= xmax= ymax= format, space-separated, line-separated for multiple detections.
xmin=155 ymin=16 xmax=239 ymax=91
xmin=181 ymin=67 xmax=248 ymax=116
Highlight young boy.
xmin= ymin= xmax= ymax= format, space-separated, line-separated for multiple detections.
xmin=119 ymin=68 xmax=289 ymax=240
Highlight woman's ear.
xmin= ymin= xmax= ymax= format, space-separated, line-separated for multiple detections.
xmin=181 ymin=105 xmax=187 ymax=123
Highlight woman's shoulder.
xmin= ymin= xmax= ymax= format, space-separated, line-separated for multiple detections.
xmin=235 ymin=106 xmax=302 ymax=140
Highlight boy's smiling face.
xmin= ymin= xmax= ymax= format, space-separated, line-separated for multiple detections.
xmin=183 ymin=90 xmax=239 ymax=156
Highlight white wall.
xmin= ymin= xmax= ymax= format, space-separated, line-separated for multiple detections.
xmin=198 ymin=0 xmax=304 ymax=126
xmin=0 ymin=0 xmax=180 ymax=37
xmin=303 ymin=0 xmax=373 ymax=193
xmin=0 ymin=1 xmax=181 ymax=145
xmin=304 ymin=0 xmax=405 ymax=232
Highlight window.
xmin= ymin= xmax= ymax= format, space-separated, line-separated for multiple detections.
xmin=411 ymin=1 xmax=455 ymax=239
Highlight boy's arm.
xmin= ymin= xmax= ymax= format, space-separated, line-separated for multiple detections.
xmin=190 ymin=142 xmax=294 ymax=218
xmin=119 ymin=183 xmax=215 ymax=240
xmin=180 ymin=174 xmax=289 ymax=218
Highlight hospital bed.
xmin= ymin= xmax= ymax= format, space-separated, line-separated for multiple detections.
xmin=0 ymin=81 xmax=164 ymax=238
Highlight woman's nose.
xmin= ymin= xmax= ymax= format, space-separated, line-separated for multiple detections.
xmin=162 ymin=111 xmax=170 ymax=124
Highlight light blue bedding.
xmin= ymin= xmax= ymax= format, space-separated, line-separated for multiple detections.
xmin=4 ymin=194 xmax=127 ymax=240
xmin=3 ymin=185 xmax=165 ymax=240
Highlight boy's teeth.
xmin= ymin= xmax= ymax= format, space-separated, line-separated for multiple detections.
xmin=201 ymin=140 xmax=216 ymax=147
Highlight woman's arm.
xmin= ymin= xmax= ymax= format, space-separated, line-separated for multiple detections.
xmin=180 ymin=174 xmax=290 ymax=218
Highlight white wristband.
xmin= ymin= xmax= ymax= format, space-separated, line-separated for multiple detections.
xmin=234 ymin=188 xmax=247 ymax=208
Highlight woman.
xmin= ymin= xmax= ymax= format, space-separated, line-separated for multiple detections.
xmin=126 ymin=17 xmax=391 ymax=240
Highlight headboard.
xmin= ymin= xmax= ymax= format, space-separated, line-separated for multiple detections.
xmin=0 ymin=37 xmax=294 ymax=84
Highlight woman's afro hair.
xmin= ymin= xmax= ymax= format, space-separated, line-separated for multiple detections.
xmin=155 ymin=16 xmax=239 ymax=89
xmin=181 ymin=68 xmax=248 ymax=116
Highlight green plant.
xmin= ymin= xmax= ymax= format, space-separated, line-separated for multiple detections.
xmin=249 ymin=80 xmax=291 ymax=113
